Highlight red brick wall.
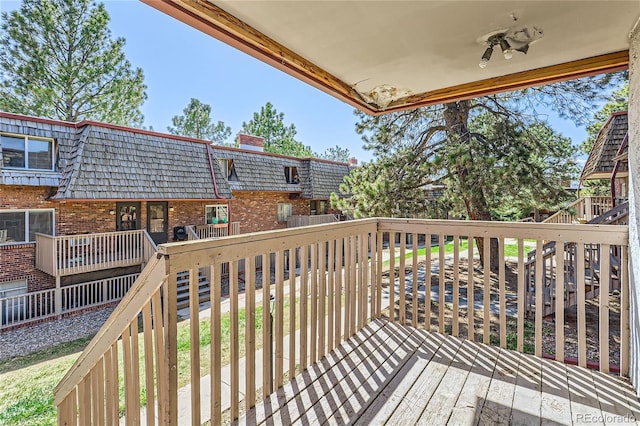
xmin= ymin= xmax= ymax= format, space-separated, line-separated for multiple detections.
xmin=0 ymin=243 xmax=55 ymax=292
xmin=230 ymin=191 xmax=310 ymax=234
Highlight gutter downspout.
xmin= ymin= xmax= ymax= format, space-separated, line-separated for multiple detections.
xmin=610 ymin=132 xmax=629 ymax=208
xmin=206 ymin=145 xmax=232 ymax=232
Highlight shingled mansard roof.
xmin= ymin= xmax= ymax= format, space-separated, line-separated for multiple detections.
xmin=580 ymin=112 xmax=628 ymax=181
xmin=54 ymin=125 xmax=231 ymax=200
xmin=0 ymin=112 xmax=231 ymax=199
xmin=1 ymin=112 xmax=349 ymax=200
xmin=210 ymin=146 xmax=350 ymax=199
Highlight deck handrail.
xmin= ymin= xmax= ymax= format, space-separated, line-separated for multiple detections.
xmin=36 ymin=229 xmax=148 ymax=276
xmin=54 ymin=255 xmax=166 ymax=404
xmin=54 ymin=218 xmax=630 ymax=425
xmin=544 ymin=196 xmax=614 ymax=224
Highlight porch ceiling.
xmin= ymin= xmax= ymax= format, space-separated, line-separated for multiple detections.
xmin=143 ymin=1 xmax=639 ymax=114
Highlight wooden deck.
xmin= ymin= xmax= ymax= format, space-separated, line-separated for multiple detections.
xmin=241 ymin=320 xmax=640 ymax=425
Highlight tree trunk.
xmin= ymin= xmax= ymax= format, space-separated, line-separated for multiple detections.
xmin=443 ymin=101 xmax=499 ymax=270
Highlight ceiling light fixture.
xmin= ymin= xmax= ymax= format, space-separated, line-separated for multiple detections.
xmin=499 ymin=38 xmax=513 ymax=60
xmin=477 ymin=26 xmax=543 ymax=69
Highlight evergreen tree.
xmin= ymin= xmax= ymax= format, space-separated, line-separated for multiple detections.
xmin=168 ymin=98 xmax=231 ymax=144
xmin=241 ymin=102 xmax=312 ymax=157
xmin=0 ymin=0 xmax=147 ymax=126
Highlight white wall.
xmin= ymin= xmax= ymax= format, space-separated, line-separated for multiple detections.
xmin=628 ymin=17 xmax=640 ymax=396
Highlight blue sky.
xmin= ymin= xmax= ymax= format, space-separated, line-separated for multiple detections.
xmin=2 ymin=0 xmax=591 ymax=163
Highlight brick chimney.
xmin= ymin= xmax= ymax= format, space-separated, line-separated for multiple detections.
xmin=238 ymin=133 xmax=264 ymax=152
xmin=348 ymin=157 xmax=358 ymax=167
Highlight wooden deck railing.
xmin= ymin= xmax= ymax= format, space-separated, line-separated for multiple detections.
xmin=36 ymin=230 xmax=154 ymax=276
xmin=187 ymin=222 xmax=241 ymax=240
xmin=0 ymin=273 xmax=139 ymax=329
xmin=54 ymin=219 xmax=630 ymax=425
xmin=287 ymin=213 xmax=340 ymax=228
xmin=544 ymin=196 xmax=614 ymax=224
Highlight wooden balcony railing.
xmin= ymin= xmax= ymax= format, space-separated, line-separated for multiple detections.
xmin=544 ymin=196 xmax=614 ymax=224
xmin=187 ymin=222 xmax=241 ymax=240
xmin=53 ymin=219 xmax=630 ymax=425
xmin=287 ymin=213 xmax=340 ymax=228
xmin=36 ymin=230 xmax=157 ymax=276
xmin=0 ymin=273 xmax=139 ymax=329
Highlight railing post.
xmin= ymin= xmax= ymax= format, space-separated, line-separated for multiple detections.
xmin=162 ymin=255 xmax=178 ymax=425
xmin=55 ymin=276 xmax=62 ymax=318
xmin=585 ymin=196 xmax=593 ymax=221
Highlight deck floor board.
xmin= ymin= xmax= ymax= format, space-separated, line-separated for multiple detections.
xmin=239 ymin=321 xmax=639 ymax=426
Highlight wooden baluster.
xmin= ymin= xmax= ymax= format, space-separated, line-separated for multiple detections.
xmin=310 ymin=244 xmax=318 ymax=364
xmin=468 ymin=235 xmax=475 ymax=341
xmin=230 ymin=261 xmax=240 ymax=419
xmin=142 ymin=303 xmax=155 ymax=426
xmin=499 ymin=237 xmax=506 ymax=348
xmin=535 ymin=240 xmax=544 ymax=357
xmin=189 ymin=268 xmax=201 ymax=425
xmin=300 ymin=246 xmax=308 ymax=371
xmin=246 ymin=256 xmax=256 ymax=410
xmin=439 ymin=234 xmax=446 ymax=334
xmin=399 ymin=233 xmax=406 ymax=325
xmin=620 ymin=246 xmax=629 ymax=376
xmin=288 ymin=247 xmax=297 ymax=377
xmin=388 ymin=232 xmax=395 ymax=322
xmin=453 ymin=235 xmax=460 ymax=337
xmin=599 ymin=243 xmax=610 ymax=373
xmin=343 ymin=236 xmax=351 ymax=336
xmin=327 ymin=241 xmax=334 ymax=353
xmin=334 ymin=239 xmax=343 ymax=348
xmin=555 ymin=240 xmax=564 ymax=361
xmin=318 ymin=242 xmax=326 ymax=359
xmin=412 ymin=233 xmax=418 ymax=328
xmin=483 ymin=237 xmax=491 ymax=344
xmin=211 ymin=264 xmax=222 ymax=423
xmin=262 ymin=254 xmax=272 ymax=395
xmin=517 ymin=239 xmax=524 ymax=352
xmin=349 ymin=235 xmax=357 ymax=335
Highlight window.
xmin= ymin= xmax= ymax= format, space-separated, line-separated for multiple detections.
xmin=218 ymin=159 xmax=238 ymax=181
xmin=1 ymin=134 xmax=54 ymax=170
xmin=205 ymin=204 xmax=229 ymax=224
xmin=0 ymin=280 xmax=27 ymax=299
xmin=0 ymin=209 xmax=54 ymax=243
xmin=284 ymin=166 xmax=299 ymax=184
xmin=277 ymin=203 xmax=292 ymax=222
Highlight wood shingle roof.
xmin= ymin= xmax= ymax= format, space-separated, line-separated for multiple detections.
xmin=53 ymin=125 xmax=231 ymax=200
xmin=1 ymin=112 xmax=349 ymax=201
xmin=580 ymin=112 xmax=628 ymax=181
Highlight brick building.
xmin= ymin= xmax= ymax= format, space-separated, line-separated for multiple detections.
xmin=0 ymin=112 xmax=350 ymax=327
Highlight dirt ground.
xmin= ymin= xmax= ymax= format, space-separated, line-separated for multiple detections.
xmin=380 ymin=257 xmax=622 ymax=368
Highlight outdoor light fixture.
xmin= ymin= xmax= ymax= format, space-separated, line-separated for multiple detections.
xmin=499 ymin=38 xmax=513 ymax=60
xmin=477 ymin=26 xmax=543 ymax=68
xmin=478 ymin=44 xmax=494 ymax=68
xmin=169 ymin=206 xmax=175 ymax=212
xmin=109 ymin=210 xmax=115 ymax=215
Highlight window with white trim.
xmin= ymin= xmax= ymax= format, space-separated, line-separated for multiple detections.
xmin=1 ymin=133 xmax=55 ymax=171
xmin=205 ymin=204 xmax=229 ymax=224
xmin=277 ymin=203 xmax=292 ymax=222
xmin=0 ymin=209 xmax=55 ymax=243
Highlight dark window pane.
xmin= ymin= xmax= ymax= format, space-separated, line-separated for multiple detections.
xmin=0 ymin=212 xmax=26 ymax=242
xmin=29 ymin=211 xmax=54 ymax=241
xmin=1 ymin=135 xmax=25 ymax=168
xmin=28 ymin=139 xmax=53 ymax=169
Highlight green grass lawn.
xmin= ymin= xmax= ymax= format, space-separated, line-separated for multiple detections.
xmin=384 ymin=238 xmax=534 ymax=267
xmin=0 ymin=294 xmax=303 ymax=425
